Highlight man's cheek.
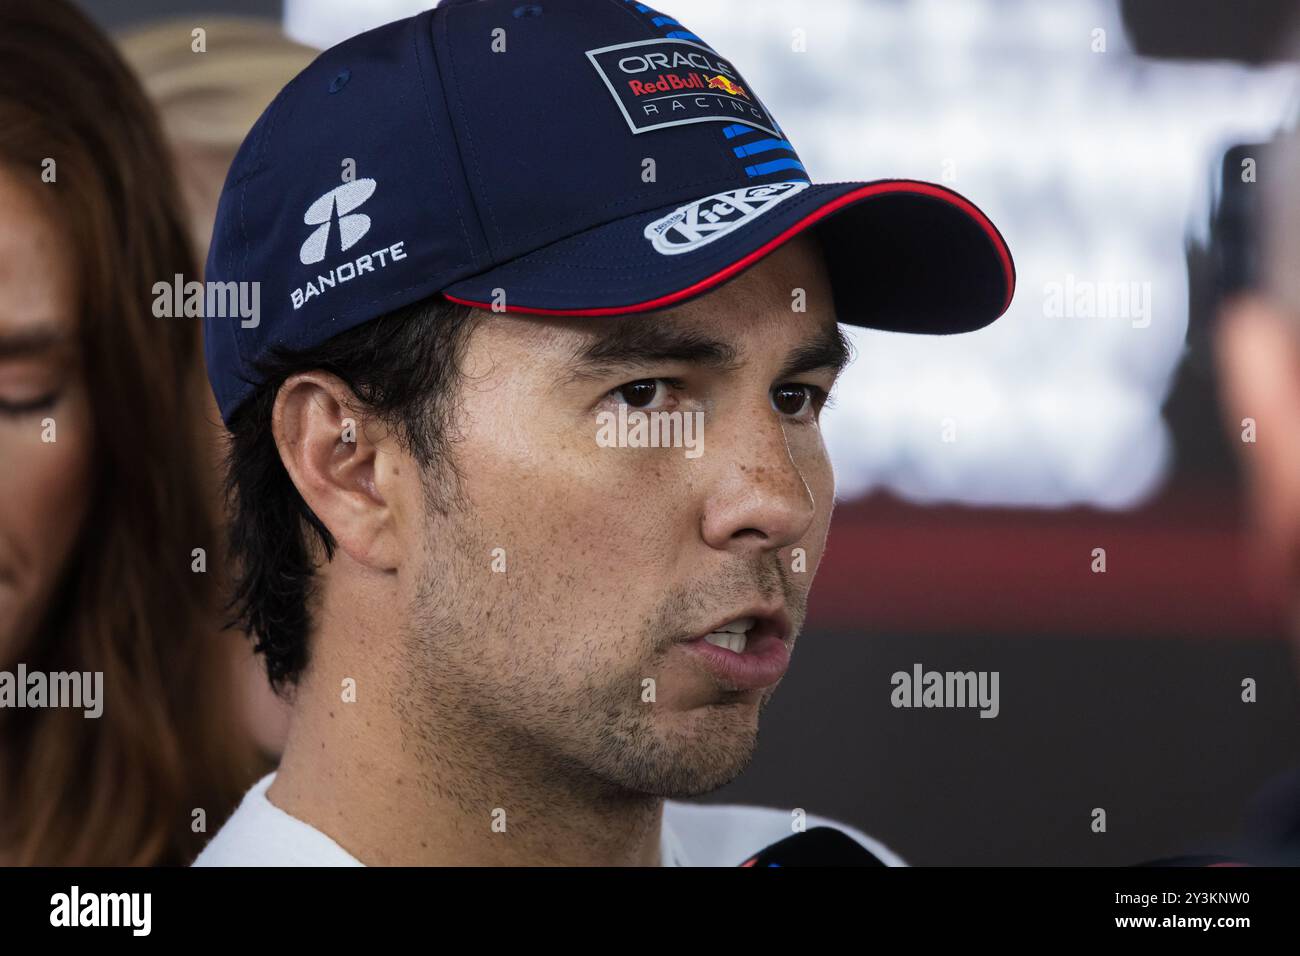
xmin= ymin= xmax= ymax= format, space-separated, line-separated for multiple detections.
xmin=784 ymin=544 xmax=822 ymax=588
xmin=792 ymin=508 xmax=833 ymax=579
xmin=793 ymin=460 xmax=835 ymax=573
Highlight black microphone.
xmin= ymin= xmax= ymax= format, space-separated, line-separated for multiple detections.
xmin=739 ymin=827 xmax=887 ymax=866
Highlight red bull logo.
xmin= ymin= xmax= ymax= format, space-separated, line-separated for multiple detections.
xmin=706 ymin=74 xmax=748 ymax=98
xmin=588 ymin=38 xmax=779 ymax=137
xmin=627 ymin=72 xmax=708 ymax=95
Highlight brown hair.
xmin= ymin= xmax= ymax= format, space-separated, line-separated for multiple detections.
xmin=0 ymin=0 xmax=259 ymax=864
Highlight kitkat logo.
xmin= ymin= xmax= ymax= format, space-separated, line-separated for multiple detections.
xmin=645 ymin=182 xmax=809 ymax=256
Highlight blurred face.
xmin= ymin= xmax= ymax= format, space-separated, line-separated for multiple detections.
xmin=399 ymin=234 xmax=844 ymax=798
xmin=0 ymin=167 xmax=91 ymax=663
xmin=1216 ymin=294 xmax=1300 ymax=645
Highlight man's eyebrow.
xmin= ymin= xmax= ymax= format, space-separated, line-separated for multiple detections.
xmin=0 ymin=327 xmax=67 ymax=360
xmin=776 ymin=322 xmax=852 ymax=380
xmin=563 ymin=322 xmax=741 ymax=382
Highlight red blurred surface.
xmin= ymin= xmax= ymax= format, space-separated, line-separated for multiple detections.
xmin=811 ymin=481 xmax=1288 ymax=640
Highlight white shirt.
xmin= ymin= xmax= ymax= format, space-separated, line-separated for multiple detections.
xmin=194 ymin=772 xmax=905 ymax=867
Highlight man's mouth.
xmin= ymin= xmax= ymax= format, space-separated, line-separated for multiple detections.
xmin=679 ymin=610 xmax=793 ymax=691
xmin=692 ymin=608 xmax=790 ymax=648
xmin=701 ymin=616 xmax=756 ymax=654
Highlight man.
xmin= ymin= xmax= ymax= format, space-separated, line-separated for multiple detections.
xmin=195 ymin=0 xmax=1014 ymax=866
xmin=1215 ymin=114 xmax=1300 ymax=864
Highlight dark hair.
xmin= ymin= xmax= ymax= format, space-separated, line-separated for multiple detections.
xmin=223 ymin=297 xmax=479 ymax=691
xmin=0 ymin=0 xmax=258 ymax=864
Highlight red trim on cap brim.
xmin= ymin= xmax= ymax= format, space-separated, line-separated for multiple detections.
xmin=444 ymin=180 xmax=1015 ymax=320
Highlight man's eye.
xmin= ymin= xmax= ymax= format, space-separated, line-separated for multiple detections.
xmin=771 ymin=384 xmax=824 ymax=418
xmin=611 ymin=379 xmax=670 ymax=409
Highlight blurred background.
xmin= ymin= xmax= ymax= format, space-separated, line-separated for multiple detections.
xmin=79 ymin=0 xmax=1300 ymax=864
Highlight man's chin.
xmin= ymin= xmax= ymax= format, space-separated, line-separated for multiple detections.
xmin=619 ymin=701 xmax=762 ymax=798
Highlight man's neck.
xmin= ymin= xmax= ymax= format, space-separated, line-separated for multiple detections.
xmin=265 ymin=640 xmax=667 ymax=866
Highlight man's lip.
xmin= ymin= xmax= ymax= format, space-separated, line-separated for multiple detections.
xmin=677 ymin=607 xmax=793 ymax=692
xmin=684 ymin=607 xmax=791 ymax=645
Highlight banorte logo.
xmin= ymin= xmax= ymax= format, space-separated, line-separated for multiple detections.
xmin=291 ymin=177 xmax=408 ymax=311
xmin=299 ymin=179 xmax=376 ymax=265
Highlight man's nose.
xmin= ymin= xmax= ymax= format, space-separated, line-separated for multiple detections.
xmin=699 ymin=417 xmax=817 ymax=555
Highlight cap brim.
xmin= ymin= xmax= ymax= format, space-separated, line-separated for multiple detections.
xmin=443 ymin=179 xmax=1014 ymax=334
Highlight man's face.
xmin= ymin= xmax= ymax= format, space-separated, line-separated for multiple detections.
xmin=399 ymin=234 xmax=845 ymax=798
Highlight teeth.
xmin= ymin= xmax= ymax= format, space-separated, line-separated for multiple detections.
xmin=704 ymin=631 xmax=748 ymax=654
xmin=714 ymin=617 xmax=755 ymax=634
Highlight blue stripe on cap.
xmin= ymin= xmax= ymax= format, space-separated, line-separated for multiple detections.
xmin=744 ymin=158 xmax=809 ymax=177
xmin=733 ymin=138 xmax=797 ymax=159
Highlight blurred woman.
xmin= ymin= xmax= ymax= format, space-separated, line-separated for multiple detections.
xmin=119 ymin=17 xmax=318 ymax=759
xmin=0 ymin=0 xmax=259 ymax=864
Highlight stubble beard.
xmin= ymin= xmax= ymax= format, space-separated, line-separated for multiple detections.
xmin=394 ymin=475 xmax=797 ymax=808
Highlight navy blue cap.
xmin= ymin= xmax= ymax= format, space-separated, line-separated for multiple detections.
xmin=205 ymin=0 xmax=1015 ymax=424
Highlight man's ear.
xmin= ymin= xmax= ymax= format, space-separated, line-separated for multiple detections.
xmin=1215 ymin=295 xmax=1300 ymax=586
xmin=272 ymin=372 xmax=402 ymax=571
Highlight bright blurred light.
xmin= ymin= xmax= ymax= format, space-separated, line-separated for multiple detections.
xmin=284 ymin=0 xmax=428 ymax=49
xmin=293 ymin=0 xmax=1299 ymax=510
xmin=675 ymin=0 xmax=1296 ymax=509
